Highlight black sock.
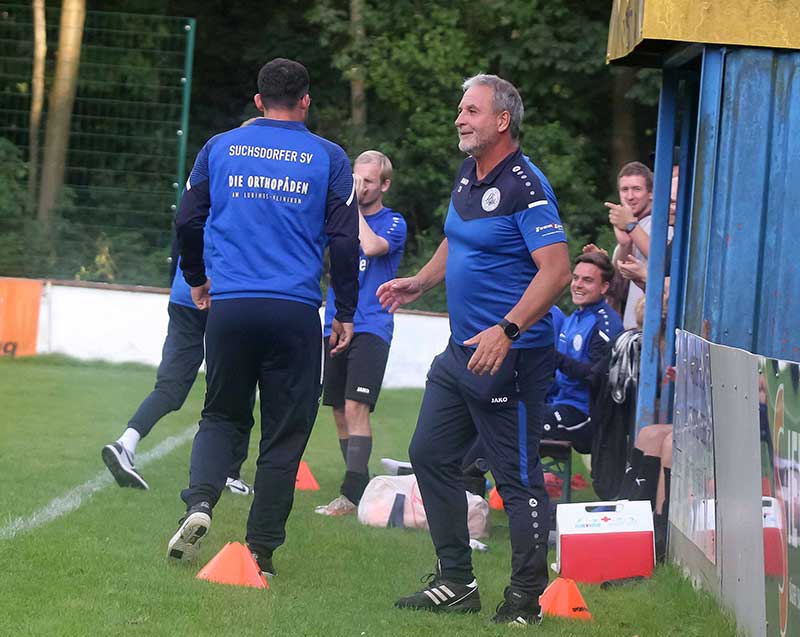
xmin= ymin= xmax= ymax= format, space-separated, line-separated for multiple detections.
xmin=340 ymin=470 xmax=370 ymax=504
xmin=631 ymin=455 xmax=661 ymax=509
xmin=619 ymin=448 xmax=644 ymax=499
xmin=339 ymin=438 xmax=349 ymax=464
xmin=662 ymin=468 xmax=671 ymax=515
xmin=654 ymin=512 xmax=668 ymax=563
xmin=346 ymin=435 xmax=372 ymax=475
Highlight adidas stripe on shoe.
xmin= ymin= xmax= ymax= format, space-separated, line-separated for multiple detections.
xmin=167 ymin=502 xmax=212 ymax=562
xmin=101 ymin=442 xmax=149 ymax=490
xmin=395 ymin=575 xmax=481 ymax=613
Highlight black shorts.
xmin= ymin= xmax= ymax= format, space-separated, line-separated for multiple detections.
xmin=542 ymin=403 xmax=593 ymax=454
xmin=322 ymin=332 xmax=391 ymax=411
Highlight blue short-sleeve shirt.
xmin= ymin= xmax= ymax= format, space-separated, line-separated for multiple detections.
xmin=324 ymin=207 xmax=407 ymax=343
xmin=444 ymin=148 xmax=567 ymax=349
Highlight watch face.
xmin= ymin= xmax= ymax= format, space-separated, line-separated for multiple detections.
xmin=504 ymin=322 xmax=520 ymax=340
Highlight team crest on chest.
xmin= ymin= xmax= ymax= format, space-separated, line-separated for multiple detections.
xmin=572 ymin=334 xmax=583 ymax=351
xmin=481 ymin=187 xmax=501 ymax=212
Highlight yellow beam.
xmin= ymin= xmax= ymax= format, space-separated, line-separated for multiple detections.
xmin=608 ymin=0 xmax=800 ymax=64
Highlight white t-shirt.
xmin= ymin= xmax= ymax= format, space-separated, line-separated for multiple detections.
xmin=617 ymin=215 xmax=673 ymax=329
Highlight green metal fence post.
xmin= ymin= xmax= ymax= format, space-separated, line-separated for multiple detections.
xmin=175 ymin=17 xmax=195 ymax=209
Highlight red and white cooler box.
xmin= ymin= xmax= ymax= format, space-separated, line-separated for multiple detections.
xmin=555 ymin=500 xmax=655 ymax=583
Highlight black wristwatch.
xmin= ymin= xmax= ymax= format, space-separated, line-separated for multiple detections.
xmin=625 ymin=220 xmax=639 ymax=233
xmin=498 ymin=318 xmax=521 ymax=341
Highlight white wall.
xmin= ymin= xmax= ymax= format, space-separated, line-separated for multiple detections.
xmin=35 ymin=282 xmax=450 ymax=388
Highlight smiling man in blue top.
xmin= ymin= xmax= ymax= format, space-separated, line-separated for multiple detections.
xmin=378 ymin=74 xmax=571 ymax=626
xmin=543 ymin=252 xmax=623 ymax=453
xmin=168 ymin=58 xmax=359 ymax=576
xmin=316 ymin=150 xmax=407 ymax=516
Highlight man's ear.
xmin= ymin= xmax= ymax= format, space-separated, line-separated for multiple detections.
xmin=254 ymin=93 xmax=264 ymax=111
xmin=601 ymin=280 xmax=610 ymax=296
xmin=300 ymin=94 xmax=311 ymax=110
xmin=497 ymin=110 xmax=511 ymax=134
xmin=381 ymin=179 xmax=391 ymax=193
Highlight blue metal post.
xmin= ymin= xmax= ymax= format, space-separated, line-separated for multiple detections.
xmin=659 ymin=76 xmax=698 ymax=424
xmin=682 ymin=47 xmax=725 ymax=333
xmin=636 ymin=68 xmax=677 ymax=430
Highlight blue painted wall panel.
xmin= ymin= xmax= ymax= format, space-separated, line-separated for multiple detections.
xmin=684 ymin=48 xmax=724 ymax=336
xmin=685 ymin=47 xmax=800 ymax=363
xmin=704 ymin=49 xmax=773 ymax=350
xmin=756 ymin=56 xmax=800 ymax=361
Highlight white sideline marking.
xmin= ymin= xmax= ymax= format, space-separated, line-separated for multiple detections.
xmin=0 ymin=424 xmax=197 ymax=541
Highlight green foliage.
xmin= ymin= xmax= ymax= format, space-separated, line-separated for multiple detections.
xmin=0 ymin=5 xmax=185 ymax=286
xmin=397 ymin=226 xmax=447 ymax=314
xmin=300 ymin=0 xmax=655 ymax=311
xmin=0 ymin=138 xmax=28 ymax=213
xmin=2 ymin=1 xmax=661 ymax=307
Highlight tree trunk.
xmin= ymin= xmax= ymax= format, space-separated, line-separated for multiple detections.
xmin=349 ymin=0 xmax=366 ymax=141
xmin=36 ymin=0 xmax=85 ymax=224
xmin=27 ymin=0 xmax=47 ymax=212
xmin=610 ymin=67 xmax=637 ymax=182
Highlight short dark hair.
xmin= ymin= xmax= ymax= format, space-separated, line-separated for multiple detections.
xmin=575 ymin=252 xmax=614 ymax=283
xmin=257 ymin=58 xmax=309 ymax=109
xmin=617 ymin=161 xmax=653 ymax=192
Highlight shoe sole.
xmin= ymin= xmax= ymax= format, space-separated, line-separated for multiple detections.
xmin=395 ymin=592 xmax=481 ymax=614
xmin=395 ymin=602 xmax=481 ymax=614
xmin=167 ymin=512 xmax=211 ymax=562
xmin=493 ymin=616 xmax=542 ymax=626
xmin=102 ymin=445 xmax=149 ymax=490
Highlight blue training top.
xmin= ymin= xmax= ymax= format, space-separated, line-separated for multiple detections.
xmin=444 ymin=148 xmax=568 ymax=349
xmin=169 ymin=259 xmax=194 ymax=308
xmin=323 ymin=207 xmax=407 ymax=344
xmin=552 ymin=300 xmax=624 ymax=413
xmin=175 ymin=118 xmax=359 ymax=320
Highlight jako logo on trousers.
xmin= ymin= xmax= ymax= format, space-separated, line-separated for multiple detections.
xmin=491 ymin=396 xmax=508 ymax=404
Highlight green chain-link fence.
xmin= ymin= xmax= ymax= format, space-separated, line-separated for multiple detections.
xmin=0 ymin=5 xmax=194 ymax=286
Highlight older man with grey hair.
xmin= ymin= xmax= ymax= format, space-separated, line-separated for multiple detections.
xmin=378 ymin=74 xmax=571 ymax=626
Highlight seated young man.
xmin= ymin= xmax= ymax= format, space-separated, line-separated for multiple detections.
xmin=543 ymin=252 xmax=624 ymax=453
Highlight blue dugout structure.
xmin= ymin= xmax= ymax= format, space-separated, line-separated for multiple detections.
xmin=607 ymin=1 xmax=800 ymax=429
xmin=607 ymin=3 xmax=800 ymax=635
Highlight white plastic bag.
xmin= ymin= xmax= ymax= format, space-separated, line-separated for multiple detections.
xmin=357 ymin=474 xmax=489 ymax=539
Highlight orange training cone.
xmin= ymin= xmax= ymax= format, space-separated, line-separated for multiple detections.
xmin=295 ymin=460 xmax=320 ymax=490
xmin=539 ymin=577 xmax=592 ymax=621
xmin=488 ymin=486 xmax=504 ymax=510
xmin=196 ymin=542 xmax=269 ymax=589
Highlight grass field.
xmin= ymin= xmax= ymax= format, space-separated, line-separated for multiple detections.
xmin=0 ymin=356 xmax=735 ymax=636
